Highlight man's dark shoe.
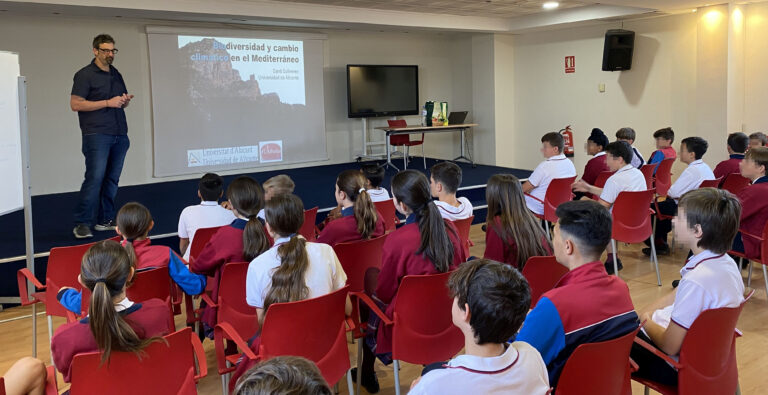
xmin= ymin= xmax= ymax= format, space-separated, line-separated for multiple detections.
xmin=672 ymin=279 xmax=680 ymax=288
xmin=643 ymin=243 xmax=670 ymax=257
xmin=350 ymin=368 xmax=380 ymax=394
xmin=73 ymin=224 xmax=93 ymax=239
xmin=605 ymin=258 xmax=623 ymax=275
xmin=94 ymin=220 xmax=116 ymax=231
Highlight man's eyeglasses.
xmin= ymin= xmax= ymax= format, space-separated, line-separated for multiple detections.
xmin=97 ymin=48 xmax=119 ymax=54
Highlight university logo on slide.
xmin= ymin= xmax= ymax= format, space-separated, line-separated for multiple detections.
xmin=259 ymin=141 xmax=283 ymax=163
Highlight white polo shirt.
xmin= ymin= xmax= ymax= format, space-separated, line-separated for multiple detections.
xmin=245 ymin=236 xmax=347 ymax=308
xmin=599 ymin=164 xmax=647 ymax=205
xmin=434 ymin=197 xmax=474 ymax=221
xmin=667 ymin=159 xmax=715 ymax=201
xmin=525 ymin=154 xmax=577 ymax=215
xmin=366 ymin=187 xmax=391 ymax=202
xmin=177 ymin=201 xmax=237 ymax=260
xmin=651 ymin=250 xmax=744 ymax=335
xmin=409 ymin=341 xmax=550 ymax=395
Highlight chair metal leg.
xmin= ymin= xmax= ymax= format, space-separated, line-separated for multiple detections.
xmin=47 ymin=315 xmax=54 ymax=368
xmin=356 ymin=338 xmax=362 ymax=395
xmin=221 ymin=374 xmax=229 ymax=395
xmin=32 ymin=303 xmax=37 ymax=357
xmin=747 ymin=260 xmax=753 ymax=288
xmin=403 ymin=145 xmax=408 ymax=170
xmin=334 ymin=382 xmax=340 ymax=394
xmin=763 ymin=265 xmax=768 ymax=300
xmin=545 ymin=222 xmax=551 ymax=239
xmin=394 ymin=360 xmax=401 ymax=395
xmin=644 ymin=386 xmax=650 ymax=395
xmin=651 ymin=236 xmax=661 ymax=286
xmin=612 ymin=239 xmax=620 ymax=277
xmin=421 ymin=143 xmax=426 ymax=169
xmin=346 ymin=369 xmax=354 ymax=395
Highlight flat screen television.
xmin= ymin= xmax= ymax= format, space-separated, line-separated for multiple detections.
xmin=347 ymin=65 xmax=419 ymax=118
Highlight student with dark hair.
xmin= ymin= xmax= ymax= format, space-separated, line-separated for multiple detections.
xmin=579 ymin=128 xmax=610 ymax=191
xmin=316 ymin=170 xmax=385 ymax=246
xmin=645 ymin=137 xmax=715 ymax=256
xmin=430 ymin=161 xmax=473 ymax=221
xmin=515 ymin=200 xmax=638 ymax=388
xmin=178 ymin=173 xmax=236 ymax=260
xmin=52 ymin=241 xmax=170 ymax=382
xmin=573 ymin=141 xmax=647 ymax=272
xmin=234 ymin=356 xmax=332 ymax=395
xmin=616 ymin=127 xmax=645 ymax=168
xmin=732 ymin=147 xmax=768 ymax=259
xmin=749 ymin=132 xmax=768 ymax=149
xmin=1 ymin=357 xmax=47 ymax=395
xmin=192 ymin=176 xmax=271 ymax=332
xmin=484 ymin=174 xmax=552 ymax=270
xmin=408 ymin=259 xmax=549 ymax=394
xmin=713 ymin=133 xmax=749 ymax=180
xmin=523 ymin=132 xmax=577 ymax=215
xmin=631 ymin=188 xmax=744 ymax=386
xmin=647 ymin=127 xmax=677 ymax=174
xmin=361 ymin=164 xmax=390 ymax=202
xmin=356 ymin=170 xmax=467 ymax=393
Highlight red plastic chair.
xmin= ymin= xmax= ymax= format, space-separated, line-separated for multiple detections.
xmin=126 ymin=267 xmax=176 ymax=332
xmin=632 ymin=295 xmax=751 ymax=395
xmin=68 ymin=327 xmax=207 ymax=395
xmin=360 ymin=272 xmax=463 ymax=395
xmin=729 ymin=221 xmax=768 ymax=294
xmin=299 ymin=206 xmax=319 ymax=241
xmin=612 ymin=190 xmax=661 ymax=285
xmin=204 ymin=262 xmax=258 ymax=395
xmin=721 ymin=173 xmax=751 ymax=195
xmin=0 ymin=366 xmax=58 ymax=395
xmin=529 ymin=176 xmax=576 ymax=238
xmin=521 ymin=256 xmax=569 ymax=309
xmin=374 ymin=199 xmax=399 ymax=233
xmin=387 ymin=119 xmax=425 ymax=169
xmin=698 ymin=177 xmax=723 ymax=189
xmin=641 ymin=164 xmax=656 ymax=189
xmin=556 ymin=327 xmax=640 ymax=395
xmin=451 ymin=215 xmax=475 ymax=258
xmin=653 ymin=158 xmax=676 ymax=197
xmin=188 ymin=225 xmax=224 ymax=261
xmin=591 ymin=171 xmax=615 ymax=200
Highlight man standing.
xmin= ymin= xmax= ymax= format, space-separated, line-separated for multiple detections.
xmin=71 ymin=34 xmax=133 ymax=238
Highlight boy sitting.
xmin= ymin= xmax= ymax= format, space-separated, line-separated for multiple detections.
xmin=616 ymin=127 xmax=645 ymax=168
xmin=631 ymin=188 xmax=744 ymax=386
xmin=362 ymin=164 xmax=391 ymax=202
xmin=732 ymin=147 xmax=768 ymax=259
xmin=647 ymin=127 xmax=677 ymax=174
xmin=430 ymin=161 xmax=473 ymax=221
xmin=523 ymin=132 xmax=577 ymax=216
xmin=178 ymin=173 xmax=236 ymax=260
xmin=409 ymin=259 xmax=549 ymax=394
xmin=713 ymin=132 xmax=748 ymax=179
xmin=749 ymin=132 xmax=768 ymax=150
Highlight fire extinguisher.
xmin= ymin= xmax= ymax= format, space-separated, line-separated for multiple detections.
xmin=560 ymin=125 xmax=575 ymax=158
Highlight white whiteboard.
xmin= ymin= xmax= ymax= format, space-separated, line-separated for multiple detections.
xmin=0 ymin=51 xmax=23 ymax=216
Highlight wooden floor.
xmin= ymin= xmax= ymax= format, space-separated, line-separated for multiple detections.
xmin=2 ymin=224 xmax=768 ymax=394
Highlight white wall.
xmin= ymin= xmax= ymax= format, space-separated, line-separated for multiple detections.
xmin=0 ymin=15 xmax=473 ymax=195
xmin=744 ymin=2 xmax=768 ymax=134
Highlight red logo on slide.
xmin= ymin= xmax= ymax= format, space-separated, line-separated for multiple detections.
xmin=261 ymin=143 xmax=282 ymax=161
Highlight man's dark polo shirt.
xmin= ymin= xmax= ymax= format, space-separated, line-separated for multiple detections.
xmin=71 ymin=59 xmax=128 ymax=135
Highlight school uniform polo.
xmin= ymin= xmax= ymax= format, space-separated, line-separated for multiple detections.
xmin=515 ymin=261 xmax=639 ymax=386
xmin=409 ymin=342 xmax=550 ymax=395
xmin=51 ymin=298 xmax=171 ymax=382
xmin=630 ymin=145 xmax=645 ymax=169
xmin=434 ymin=197 xmax=474 ymax=221
xmin=581 ymin=152 xmax=608 ymax=186
xmin=599 ymin=164 xmax=647 ymax=205
xmin=667 ymin=159 xmax=715 ymax=201
xmin=483 ymin=216 xmax=552 ymax=269
xmin=178 ymin=201 xmax=236 ymax=260
xmin=713 ymin=154 xmax=744 ymax=180
xmin=245 ymin=236 xmax=347 ymax=308
xmin=525 ymin=154 xmax=577 ymax=215
xmin=316 ymin=206 xmax=386 ymax=247
xmin=736 ymin=176 xmax=768 ymax=259
xmin=366 ymin=187 xmax=391 ymax=203
xmin=375 ymin=214 xmax=467 ymax=354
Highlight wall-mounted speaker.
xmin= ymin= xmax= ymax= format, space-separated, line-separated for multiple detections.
xmin=602 ymin=29 xmax=635 ymax=71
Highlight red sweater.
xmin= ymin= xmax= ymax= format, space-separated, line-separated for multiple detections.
xmin=737 ymin=179 xmax=768 ymax=259
xmin=51 ymin=299 xmax=171 ymax=382
xmin=582 ymin=154 xmax=609 ymax=186
xmin=126 ymin=239 xmax=175 ymax=270
xmin=316 ymin=208 xmax=386 ymax=247
xmin=713 ymin=154 xmax=744 ymax=180
xmin=483 ymin=216 xmax=552 ymax=269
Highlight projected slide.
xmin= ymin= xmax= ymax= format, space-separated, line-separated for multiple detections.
xmin=148 ymin=30 xmax=327 ymax=177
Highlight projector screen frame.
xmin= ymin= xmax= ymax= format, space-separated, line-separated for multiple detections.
xmin=346 ymin=64 xmax=420 ymax=118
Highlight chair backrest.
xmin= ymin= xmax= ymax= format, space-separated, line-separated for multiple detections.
xmin=678 ymin=302 xmax=747 ymax=393
xmin=451 ymin=216 xmax=474 ymax=258
xmin=522 ymin=256 xmax=569 ymax=309
xmin=543 ymin=177 xmax=577 ymax=223
xmin=388 ymin=119 xmax=409 ymax=145
xmin=721 ymin=173 xmax=751 ymax=196
xmin=594 ymin=171 xmax=615 ymax=189
xmin=259 ymin=286 xmax=350 ymax=386
xmin=556 ymin=327 xmax=640 ymax=395
xmin=44 ymin=240 xmax=105 ymax=318
xmin=611 ymin=190 xmax=655 ymax=244
xmin=654 ymin=158 xmax=676 ymax=197
xmin=333 ymin=235 xmax=388 ymax=294
xmin=218 ymin=262 xmax=258 ymax=340
xmin=391 ymin=272 xmax=464 ymax=364
xmin=70 ymin=328 xmax=201 ymax=395
xmin=126 ymin=267 xmax=175 ymax=331
xmin=188 ymin=226 xmax=224 ymax=261
xmin=374 ymin=199 xmax=398 ymax=233
xmin=640 ymin=164 xmax=655 ymax=189
xmin=698 ymin=177 xmax=723 ymax=189
xmin=300 ymin=207 xmax=319 ymax=241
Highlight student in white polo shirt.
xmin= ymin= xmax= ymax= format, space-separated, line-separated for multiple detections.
xmin=645 ymin=137 xmax=715 ymax=256
xmin=572 ymin=141 xmax=646 ymax=273
xmin=631 ymin=188 xmax=744 ymax=386
xmin=177 ymin=173 xmax=236 ymax=260
xmin=523 ymin=132 xmax=577 ymax=216
xmin=409 ymin=259 xmax=549 ymax=395
xmin=430 ymin=161 xmax=473 ymax=221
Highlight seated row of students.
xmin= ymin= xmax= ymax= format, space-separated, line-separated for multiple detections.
xmin=731 ymin=147 xmax=768 ymax=259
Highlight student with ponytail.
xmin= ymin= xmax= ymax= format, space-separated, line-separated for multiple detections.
xmin=484 ymin=174 xmax=552 ymax=270
xmin=192 ymin=176 xmax=272 ymax=331
xmin=316 ymin=169 xmax=386 ymax=247
xmin=51 ymin=241 xmax=170 ymax=382
xmin=355 ymin=170 xmax=466 ymax=393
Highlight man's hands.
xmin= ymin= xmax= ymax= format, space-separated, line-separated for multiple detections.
xmin=106 ymin=93 xmax=134 ymax=108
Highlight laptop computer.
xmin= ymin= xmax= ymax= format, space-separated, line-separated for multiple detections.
xmin=447 ymin=111 xmax=468 ymax=125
